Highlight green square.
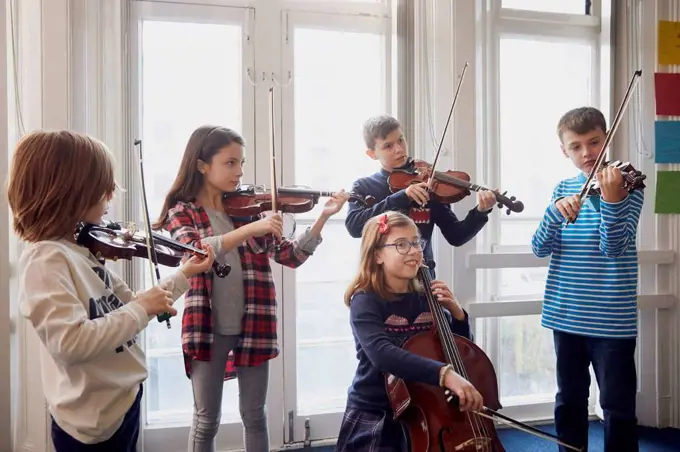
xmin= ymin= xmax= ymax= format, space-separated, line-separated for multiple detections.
xmin=655 ymin=171 xmax=680 ymax=214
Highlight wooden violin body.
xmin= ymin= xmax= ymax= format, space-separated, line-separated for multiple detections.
xmin=76 ymin=222 xmax=231 ymax=277
xmin=223 ymin=184 xmax=375 ymax=217
xmin=386 ymin=329 xmax=505 ymax=452
xmin=388 ymin=160 xmax=472 ymax=204
xmin=388 ymin=159 xmax=524 ymax=215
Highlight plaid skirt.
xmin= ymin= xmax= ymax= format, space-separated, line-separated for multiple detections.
xmin=335 ymin=407 xmax=409 ymax=452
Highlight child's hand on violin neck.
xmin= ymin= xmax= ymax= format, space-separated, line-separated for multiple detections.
xmin=180 ymin=242 xmax=216 ymax=278
xmin=135 ymin=286 xmax=176 ymax=318
xmin=249 ymin=212 xmax=283 ymax=240
xmin=321 ymin=190 xmax=350 ymax=217
xmin=555 ymin=195 xmax=581 ymax=222
xmin=405 ymin=182 xmax=430 ymax=206
xmin=431 ymin=280 xmax=465 ymax=321
xmin=476 ymin=189 xmax=498 ymax=212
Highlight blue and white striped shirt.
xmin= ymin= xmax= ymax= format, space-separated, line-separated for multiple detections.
xmin=531 ymin=172 xmax=644 ymax=338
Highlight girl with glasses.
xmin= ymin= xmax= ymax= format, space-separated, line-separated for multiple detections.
xmin=336 ymin=211 xmax=483 ymax=451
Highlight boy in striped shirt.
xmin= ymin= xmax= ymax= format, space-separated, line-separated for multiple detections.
xmin=532 ymin=107 xmax=643 ymax=452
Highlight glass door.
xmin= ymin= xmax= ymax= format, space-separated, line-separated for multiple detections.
xmin=279 ymin=10 xmax=392 ymax=443
xmin=130 ymin=2 xmax=254 ymax=450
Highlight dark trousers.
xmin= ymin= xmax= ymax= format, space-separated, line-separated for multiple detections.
xmin=553 ymin=331 xmax=638 ymax=452
xmin=52 ymin=385 xmax=142 ymax=452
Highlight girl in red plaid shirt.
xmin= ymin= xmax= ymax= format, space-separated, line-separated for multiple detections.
xmin=155 ymin=125 xmax=349 ymax=452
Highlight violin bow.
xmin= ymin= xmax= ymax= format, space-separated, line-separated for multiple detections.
xmin=134 ymin=139 xmax=172 ymax=329
xmin=268 ymin=86 xmax=285 ymax=248
xmin=445 ymin=392 xmax=583 ymax=451
xmin=569 ymin=70 xmax=642 ymax=223
xmin=269 ymin=86 xmax=278 ymax=213
xmin=426 ymin=61 xmax=469 ymax=193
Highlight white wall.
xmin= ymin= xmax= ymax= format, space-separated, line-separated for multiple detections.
xmin=611 ymin=0 xmax=680 ymax=427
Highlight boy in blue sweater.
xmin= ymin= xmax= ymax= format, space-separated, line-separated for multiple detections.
xmin=532 ymin=107 xmax=643 ymax=452
xmin=345 ymin=115 xmax=496 ymax=274
xmin=337 ymin=211 xmax=483 ymax=451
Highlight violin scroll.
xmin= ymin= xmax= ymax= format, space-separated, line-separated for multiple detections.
xmin=492 ymin=189 xmax=525 ymax=215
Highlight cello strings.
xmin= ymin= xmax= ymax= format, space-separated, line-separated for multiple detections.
xmin=419 ymin=267 xmax=489 ymax=446
xmin=419 ymin=267 xmax=490 ymax=448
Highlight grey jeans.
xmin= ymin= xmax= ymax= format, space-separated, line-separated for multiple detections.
xmin=188 ymin=334 xmax=269 ymax=452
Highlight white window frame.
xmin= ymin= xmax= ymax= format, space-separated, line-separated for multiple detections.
xmin=128 ymin=1 xmax=257 ymax=450
xmin=457 ymin=0 xmax=676 ymax=427
xmin=0 ymin=0 xmax=12 ymax=448
xmin=442 ymin=0 xmax=615 ymax=422
xmin=278 ymin=5 xmax=393 ymax=445
xmin=126 ymin=0 xmax=396 ymax=449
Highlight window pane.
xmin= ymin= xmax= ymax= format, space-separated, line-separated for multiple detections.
xmin=502 ymin=0 xmax=588 ymax=14
xmin=139 ymin=19 xmax=243 ymax=426
xmin=146 ymin=354 xmax=241 ymax=424
xmin=497 ymin=267 xmax=548 ymax=299
xmin=499 ymin=38 xmax=592 ymax=224
xmin=499 ymin=220 xmax=543 ymax=247
xmin=499 ymin=315 xmax=557 ymax=401
xmin=292 ymin=26 xmax=386 ymax=415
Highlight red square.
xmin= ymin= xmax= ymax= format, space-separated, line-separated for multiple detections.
xmin=655 ymin=73 xmax=680 ymax=116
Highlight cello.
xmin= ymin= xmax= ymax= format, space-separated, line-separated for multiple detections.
xmin=386 ymin=263 xmax=583 ymax=451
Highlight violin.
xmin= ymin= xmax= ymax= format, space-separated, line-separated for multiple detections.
xmin=386 ymin=263 xmax=582 ymax=452
xmin=388 ymin=159 xmax=524 ymax=215
xmin=222 ymin=184 xmax=375 ymax=217
xmin=389 ymin=62 xmax=524 ymax=216
xmin=581 ymin=160 xmax=646 ymax=198
xmin=75 ymin=221 xmax=231 ymax=278
xmin=570 ymin=70 xmax=645 ymax=223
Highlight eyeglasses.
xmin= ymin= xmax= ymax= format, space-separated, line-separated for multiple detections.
xmin=378 ymin=238 xmax=426 ymax=255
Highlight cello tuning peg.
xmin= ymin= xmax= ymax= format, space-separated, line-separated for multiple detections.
xmin=510 ymin=196 xmax=516 ymax=201
xmin=506 ymin=209 xmax=511 ymax=215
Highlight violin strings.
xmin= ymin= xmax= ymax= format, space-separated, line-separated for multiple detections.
xmin=419 ymin=268 xmax=490 ymax=448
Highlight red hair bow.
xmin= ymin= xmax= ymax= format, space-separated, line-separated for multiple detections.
xmin=377 ymin=214 xmax=389 ymax=234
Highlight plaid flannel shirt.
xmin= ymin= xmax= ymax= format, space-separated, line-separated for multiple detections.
xmin=165 ymin=200 xmax=312 ymax=380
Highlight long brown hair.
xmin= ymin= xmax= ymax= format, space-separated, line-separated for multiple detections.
xmin=7 ymin=130 xmax=116 ymax=242
xmin=153 ymin=125 xmax=245 ymax=229
xmin=344 ymin=211 xmax=421 ymax=306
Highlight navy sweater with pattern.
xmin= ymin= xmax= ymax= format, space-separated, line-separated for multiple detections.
xmin=346 ymin=291 xmax=472 ymax=412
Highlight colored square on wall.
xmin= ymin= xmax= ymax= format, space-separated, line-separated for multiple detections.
xmin=654 ymin=73 xmax=680 ymax=116
xmin=658 ymin=20 xmax=680 ymax=65
xmin=655 ymin=171 xmax=680 ymax=214
xmin=655 ymin=121 xmax=680 ymax=163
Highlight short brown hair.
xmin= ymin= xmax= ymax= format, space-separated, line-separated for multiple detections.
xmin=557 ymin=107 xmax=608 ymax=141
xmin=7 ymin=130 xmax=117 ymax=242
xmin=344 ymin=211 xmax=420 ymax=306
xmin=362 ymin=115 xmax=402 ymax=149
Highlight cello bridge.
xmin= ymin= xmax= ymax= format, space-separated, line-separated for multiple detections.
xmin=454 ymin=437 xmax=492 ymax=451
